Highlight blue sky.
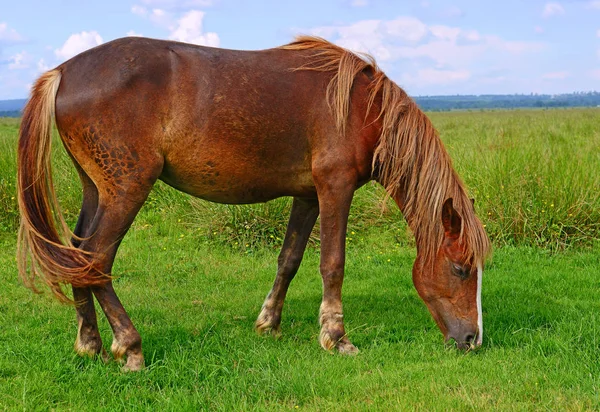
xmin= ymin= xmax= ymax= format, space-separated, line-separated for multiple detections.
xmin=1 ymin=0 xmax=599 ymax=99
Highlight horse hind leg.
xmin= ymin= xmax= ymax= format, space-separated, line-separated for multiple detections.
xmin=70 ymin=167 xmax=107 ymax=360
xmin=255 ymin=197 xmax=319 ymax=336
xmin=76 ymin=155 xmax=163 ymax=371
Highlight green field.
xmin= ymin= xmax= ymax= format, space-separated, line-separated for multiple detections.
xmin=0 ymin=109 xmax=599 ymax=410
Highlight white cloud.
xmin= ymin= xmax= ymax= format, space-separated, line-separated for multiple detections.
xmin=168 ymin=10 xmax=219 ymax=46
xmin=55 ymin=31 xmax=103 ymax=61
xmin=487 ymin=36 xmax=545 ymax=54
xmin=150 ymin=8 xmax=174 ymax=26
xmin=463 ymin=29 xmax=480 ymax=42
xmin=587 ymin=1 xmax=600 ymax=9
xmin=590 ymin=69 xmax=600 ymax=79
xmin=542 ymin=71 xmax=569 ymax=80
xmin=307 ymin=17 xmax=546 ymax=91
xmin=597 ymin=29 xmax=600 ymax=37
xmin=140 ymin=0 xmax=215 ymax=8
xmin=542 ymin=2 xmax=564 ymax=18
xmin=385 ymin=17 xmax=428 ymax=43
xmin=131 ymin=5 xmax=147 ymax=16
xmin=535 ymin=26 xmax=544 ymax=34
xmin=8 ymin=51 xmax=29 ymax=69
xmin=127 ymin=30 xmax=144 ymax=37
xmin=311 ymin=17 xmax=428 ymax=62
xmin=430 ymin=25 xmax=461 ymax=42
xmin=351 ymin=0 xmax=369 ymax=6
xmin=37 ymin=58 xmax=51 ymax=72
xmin=403 ymin=68 xmax=471 ymax=86
xmin=0 ymin=22 xmax=23 ymax=43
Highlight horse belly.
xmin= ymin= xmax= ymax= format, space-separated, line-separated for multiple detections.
xmin=159 ymin=150 xmax=316 ymax=204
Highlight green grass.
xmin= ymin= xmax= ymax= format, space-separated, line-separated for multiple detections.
xmin=0 ymin=109 xmax=599 ymax=409
xmin=1 ymin=224 xmax=599 ymax=409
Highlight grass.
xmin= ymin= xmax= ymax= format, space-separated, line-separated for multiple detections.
xmin=1 ymin=226 xmax=599 ymax=409
xmin=0 ymin=109 xmax=599 ymax=409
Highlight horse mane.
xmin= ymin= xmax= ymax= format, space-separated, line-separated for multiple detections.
xmin=280 ymin=36 xmax=491 ymax=264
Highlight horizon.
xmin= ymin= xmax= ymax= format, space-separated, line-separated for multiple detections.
xmin=2 ymin=90 xmax=600 ymax=104
xmin=1 ymin=0 xmax=599 ymax=100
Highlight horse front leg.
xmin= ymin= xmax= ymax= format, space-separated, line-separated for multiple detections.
xmin=315 ymin=174 xmax=358 ymax=354
xmin=255 ymin=197 xmax=319 ymax=336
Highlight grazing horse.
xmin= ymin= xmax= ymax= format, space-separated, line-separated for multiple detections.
xmin=17 ymin=36 xmax=491 ymax=371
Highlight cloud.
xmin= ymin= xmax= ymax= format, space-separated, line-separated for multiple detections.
xmin=351 ymin=0 xmax=369 ymax=6
xmin=307 ymin=16 xmax=546 ymax=92
xmin=131 ymin=4 xmax=219 ymax=46
xmin=403 ymin=68 xmax=471 ymax=86
xmin=37 ymin=58 xmax=51 ymax=72
xmin=0 ymin=22 xmax=23 ymax=44
xmin=587 ymin=1 xmax=600 ymax=9
xmin=127 ymin=30 xmax=144 ymax=37
xmin=131 ymin=5 xmax=147 ymax=16
xmin=312 ymin=18 xmax=544 ymax=67
xmin=597 ymin=29 xmax=600 ymax=37
xmin=8 ymin=51 xmax=29 ymax=69
xmin=542 ymin=71 xmax=569 ymax=80
xmin=535 ymin=26 xmax=544 ymax=34
xmin=590 ymin=69 xmax=600 ymax=79
xmin=139 ymin=0 xmax=215 ymax=8
xmin=149 ymin=8 xmax=174 ymax=26
xmin=429 ymin=25 xmax=462 ymax=42
xmin=311 ymin=17 xmax=429 ymax=62
xmin=542 ymin=2 xmax=565 ymax=18
xmin=385 ymin=17 xmax=428 ymax=43
xmin=168 ymin=10 xmax=219 ymax=46
xmin=55 ymin=31 xmax=103 ymax=61
xmin=130 ymin=6 xmax=175 ymax=26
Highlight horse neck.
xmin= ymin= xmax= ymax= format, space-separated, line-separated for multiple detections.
xmin=389 ymin=182 xmax=431 ymax=251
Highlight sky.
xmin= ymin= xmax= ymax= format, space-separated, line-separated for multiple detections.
xmin=1 ymin=0 xmax=599 ymax=99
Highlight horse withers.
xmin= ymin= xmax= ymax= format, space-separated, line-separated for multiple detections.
xmin=17 ymin=36 xmax=491 ymax=371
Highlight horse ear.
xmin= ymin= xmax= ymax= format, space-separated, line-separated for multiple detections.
xmin=470 ymin=198 xmax=475 ymax=206
xmin=442 ymin=198 xmax=462 ymax=238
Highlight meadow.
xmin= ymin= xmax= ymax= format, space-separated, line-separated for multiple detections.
xmin=0 ymin=109 xmax=599 ymax=410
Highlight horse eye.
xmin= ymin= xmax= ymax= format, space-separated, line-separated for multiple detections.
xmin=451 ymin=263 xmax=468 ymax=279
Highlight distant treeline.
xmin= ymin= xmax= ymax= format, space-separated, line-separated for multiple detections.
xmin=1 ymin=93 xmax=600 ymax=117
xmin=414 ymin=92 xmax=600 ymax=111
xmin=0 ymin=110 xmax=22 ymax=117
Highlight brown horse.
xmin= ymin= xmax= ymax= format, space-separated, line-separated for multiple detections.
xmin=17 ymin=36 xmax=491 ymax=371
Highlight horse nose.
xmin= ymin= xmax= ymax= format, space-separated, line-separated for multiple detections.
xmin=452 ymin=328 xmax=480 ymax=351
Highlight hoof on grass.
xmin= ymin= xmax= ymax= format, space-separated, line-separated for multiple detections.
xmin=254 ymin=310 xmax=282 ymax=338
xmin=319 ymin=329 xmax=359 ymax=355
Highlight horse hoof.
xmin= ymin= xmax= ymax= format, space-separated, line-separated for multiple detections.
xmin=254 ymin=311 xmax=282 ymax=337
xmin=336 ymin=339 xmax=359 ymax=355
xmin=255 ymin=325 xmax=282 ymax=338
xmin=74 ymin=338 xmax=104 ymax=358
xmin=319 ymin=329 xmax=358 ymax=355
xmin=122 ymin=354 xmax=144 ymax=372
xmin=100 ymin=348 xmax=111 ymax=364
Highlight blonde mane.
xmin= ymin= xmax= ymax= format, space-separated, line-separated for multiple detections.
xmin=280 ymin=36 xmax=491 ymax=264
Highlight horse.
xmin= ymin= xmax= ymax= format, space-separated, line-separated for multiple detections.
xmin=17 ymin=36 xmax=491 ymax=371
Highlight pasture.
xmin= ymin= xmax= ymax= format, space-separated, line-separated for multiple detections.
xmin=0 ymin=109 xmax=599 ymax=409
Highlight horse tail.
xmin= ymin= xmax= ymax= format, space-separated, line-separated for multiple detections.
xmin=17 ymin=69 xmax=105 ymax=302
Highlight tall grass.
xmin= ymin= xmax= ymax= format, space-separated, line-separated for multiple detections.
xmin=1 ymin=108 xmax=598 ymax=249
xmin=434 ymin=109 xmax=600 ymax=249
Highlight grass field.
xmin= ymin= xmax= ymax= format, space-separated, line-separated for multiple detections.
xmin=0 ymin=109 xmax=599 ymax=409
